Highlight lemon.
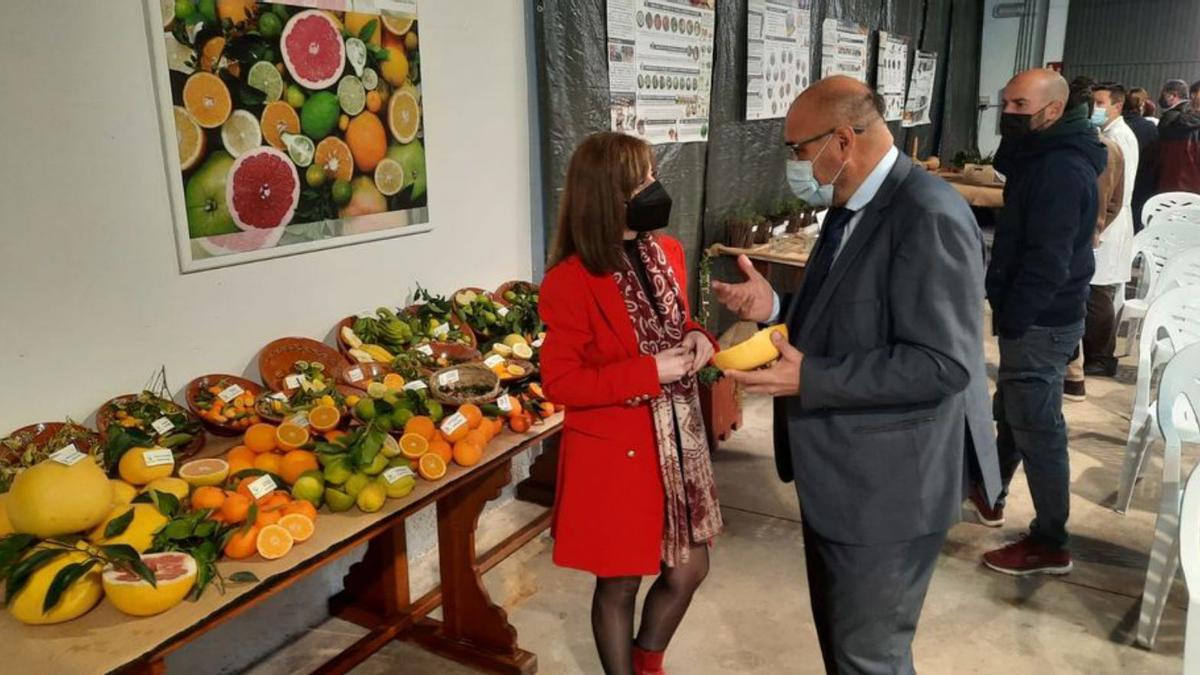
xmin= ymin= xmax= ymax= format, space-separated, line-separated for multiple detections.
xmin=220 ymin=109 xmax=262 ymax=158
xmin=512 ymin=343 xmax=534 ymax=360
xmin=282 ymin=132 xmax=315 ymax=167
xmin=491 ymin=343 xmax=513 ymax=357
xmin=89 ymin=503 xmax=169 ymax=553
xmin=503 ymin=334 xmax=528 ymax=347
xmin=247 ymin=61 xmax=283 ymax=102
xmin=374 ymin=158 xmax=405 ymax=196
xmin=142 ymin=477 xmax=191 ymax=501
xmin=0 ymin=494 xmax=12 ymax=536
xmin=337 ymin=75 xmax=367 ymax=115
xmin=387 ymin=90 xmax=421 ymax=145
xmin=356 ymin=482 xmax=387 ymax=513
xmin=110 ymin=479 xmax=139 ymax=505
xmin=118 ymin=448 xmax=175 ymax=486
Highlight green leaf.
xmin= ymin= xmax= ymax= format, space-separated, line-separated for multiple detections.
xmin=42 ymin=560 xmax=97 ymax=614
xmin=359 ymin=18 xmax=377 ymax=42
xmin=240 ymin=504 xmax=259 ymax=536
xmin=4 ymin=549 xmax=66 ymax=605
xmin=228 ymin=571 xmax=259 ymax=583
xmin=194 ymin=520 xmax=217 ymax=540
xmin=99 ymin=543 xmax=140 ymax=564
xmin=0 ymin=534 xmax=37 ymax=578
xmin=149 ymin=491 xmax=181 ymax=518
xmin=103 ymin=508 xmax=136 ymax=539
xmin=163 ymin=519 xmax=194 ymax=540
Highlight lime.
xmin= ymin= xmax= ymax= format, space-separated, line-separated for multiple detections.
xmin=248 ymin=61 xmax=283 ymax=102
xmin=356 ymin=482 xmax=387 ymax=513
xmin=174 ymin=0 xmax=195 ymax=22
xmin=197 ymin=0 xmax=216 ymax=22
xmin=345 ymin=37 xmax=368 ymax=77
xmin=366 ymin=381 xmax=389 ymax=399
xmin=272 ymin=3 xmax=288 ymax=20
xmin=281 ymin=132 xmax=314 ymax=167
xmin=344 ymin=473 xmax=371 ymax=499
xmin=258 ymin=11 xmax=283 ymax=38
xmin=354 ymin=397 xmax=377 ymax=420
xmin=361 ymin=68 xmax=379 ymax=91
xmin=300 ymin=91 xmax=340 ymax=139
xmin=424 ymin=400 xmax=444 ymax=423
xmin=374 ymin=158 xmax=405 ymax=196
xmin=390 ymin=407 xmax=414 ymax=429
xmin=286 ymin=84 xmax=306 ymax=109
xmin=379 ymin=472 xmax=415 ymax=499
xmin=291 ymin=471 xmax=324 ymax=506
xmin=220 ymin=109 xmax=262 ymax=157
xmin=362 ymin=453 xmax=389 ymax=476
xmin=323 ymin=487 xmax=354 ymax=512
xmin=323 ymin=456 xmax=353 ymax=486
xmin=305 ymin=163 xmax=326 ymax=188
xmin=337 ymin=75 xmax=367 ymax=116
xmin=332 ymin=179 xmax=353 ymax=205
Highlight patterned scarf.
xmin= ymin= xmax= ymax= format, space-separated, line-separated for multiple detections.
xmin=613 ymin=235 xmax=723 ymax=567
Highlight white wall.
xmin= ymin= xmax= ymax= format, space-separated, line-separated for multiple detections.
xmin=0 ymin=0 xmax=535 ymax=428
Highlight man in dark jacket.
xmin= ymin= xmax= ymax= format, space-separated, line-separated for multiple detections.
xmin=1124 ymin=87 xmax=1159 ymax=232
xmin=979 ymin=69 xmax=1106 ymax=575
xmin=1157 ymin=79 xmax=1200 ymax=193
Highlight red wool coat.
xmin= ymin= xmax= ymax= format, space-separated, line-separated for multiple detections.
xmin=539 ymin=235 xmax=717 ymax=577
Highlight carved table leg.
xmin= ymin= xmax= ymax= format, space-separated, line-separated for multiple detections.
xmin=329 ymin=522 xmax=410 ymax=626
xmin=515 ymin=433 xmax=560 ymax=507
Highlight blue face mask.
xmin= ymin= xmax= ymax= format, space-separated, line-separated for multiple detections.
xmin=1090 ymin=106 xmax=1109 ymax=128
xmin=786 ymin=134 xmax=847 ymax=207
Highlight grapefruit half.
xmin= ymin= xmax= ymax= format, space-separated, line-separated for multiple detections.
xmin=226 ymin=147 xmax=300 ymax=231
xmin=280 ymin=10 xmax=346 ymax=91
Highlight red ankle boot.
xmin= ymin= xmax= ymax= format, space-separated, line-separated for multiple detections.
xmin=632 ymin=645 xmax=665 ymax=675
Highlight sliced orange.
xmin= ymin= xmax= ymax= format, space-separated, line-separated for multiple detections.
xmin=183 ymin=72 xmax=232 ymax=128
xmin=458 ymin=404 xmax=483 ymax=430
xmin=428 ymin=438 xmax=452 ymax=463
xmin=383 ymin=373 xmax=406 ymax=391
xmin=381 ymin=12 xmax=415 ymax=35
xmin=276 ymin=423 xmax=310 ymax=451
xmin=314 ymin=136 xmax=354 ymax=182
xmin=418 ymin=453 xmax=447 ymax=481
xmin=399 ymin=432 xmax=429 ymax=460
xmin=308 ymin=404 xmax=341 ymax=432
xmin=173 ymin=106 xmax=206 ymax=170
xmin=387 ymin=90 xmax=421 ymax=143
xmin=453 ymin=440 xmax=483 ymax=467
xmin=261 ymin=101 xmax=301 ymax=151
xmin=256 ymin=523 xmax=295 ymax=560
xmin=244 ymin=423 xmax=278 ymax=453
xmin=279 ymin=512 xmax=315 ymax=542
xmin=404 ymin=416 xmax=435 ymax=440
xmin=199 ymin=36 xmax=225 ymax=72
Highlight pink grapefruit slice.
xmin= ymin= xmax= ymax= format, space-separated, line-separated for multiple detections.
xmin=225 ymin=147 xmax=300 ymax=231
xmin=280 ymin=10 xmax=346 ymax=91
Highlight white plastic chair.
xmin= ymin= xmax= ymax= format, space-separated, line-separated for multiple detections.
xmin=1115 ymin=224 xmax=1200 ymax=359
xmin=1154 ymin=206 xmax=1200 ymax=228
xmin=1117 ymin=246 xmax=1200 ymax=358
xmin=1134 ymin=341 xmax=1200 ymax=648
xmin=1115 ymin=287 xmax=1200 ymax=514
xmin=1180 ymin=456 xmax=1200 ymax=671
xmin=1143 ymin=191 xmax=1200 ymax=229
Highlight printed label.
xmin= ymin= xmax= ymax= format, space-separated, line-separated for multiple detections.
xmin=142 ymin=448 xmax=176 ymax=468
xmin=383 ymin=466 xmax=416 ymax=484
xmin=497 ymin=306 xmax=510 ymax=317
xmin=218 ymin=383 xmax=245 ymax=402
xmin=438 ymin=370 xmax=460 ymax=387
xmin=49 ymin=444 xmax=86 ymax=466
xmin=247 ymin=474 xmax=277 ymax=500
xmin=531 ymin=338 xmax=544 ymax=348
xmin=403 ymin=380 xmax=428 ymax=391
xmin=288 ymin=412 xmax=310 ymax=428
xmin=346 ymin=367 xmax=364 ymax=383
xmin=415 ymin=344 xmax=434 ymax=356
xmin=483 ymin=354 xmax=505 ymax=369
xmin=269 ymin=392 xmax=289 ymax=402
xmin=284 ymin=374 xmax=302 ymax=389
xmin=497 ymin=395 xmax=513 ymax=413
xmin=441 ymin=412 xmax=468 ymax=436
xmin=432 ymin=322 xmax=450 ymax=337
xmin=151 ymin=417 xmax=176 ymax=435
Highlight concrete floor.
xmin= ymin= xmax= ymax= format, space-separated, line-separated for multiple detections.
xmin=253 ymin=335 xmax=1189 ymax=674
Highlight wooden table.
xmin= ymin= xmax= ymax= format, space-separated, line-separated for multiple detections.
xmin=2 ymin=415 xmax=563 ymax=675
xmin=935 ymin=171 xmax=1004 ymax=208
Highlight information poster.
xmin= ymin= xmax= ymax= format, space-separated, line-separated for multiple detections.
xmin=607 ymin=0 xmax=717 ymax=144
xmin=745 ymin=0 xmax=812 ymax=121
xmin=876 ymin=31 xmax=909 ymax=122
xmin=820 ymin=18 xmax=868 ymax=83
xmin=902 ymin=50 xmax=937 ymax=127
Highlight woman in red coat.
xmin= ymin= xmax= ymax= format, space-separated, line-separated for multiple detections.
xmin=539 ymin=132 xmax=723 ymax=675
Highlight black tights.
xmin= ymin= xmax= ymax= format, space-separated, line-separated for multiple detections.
xmin=590 ymin=544 xmax=710 ymax=675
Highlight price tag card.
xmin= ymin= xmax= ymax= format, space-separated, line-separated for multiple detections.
xmin=483 ymin=354 xmax=505 ymax=369
xmin=497 ymin=306 xmax=510 ymax=317
xmin=142 ymin=448 xmax=176 ymax=467
xmin=49 ymin=444 xmax=86 ymax=466
xmin=288 ymin=412 xmax=310 ymax=428
xmin=497 ymin=395 xmax=513 ymax=413
xmin=356 ymin=309 xmax=376 ymax=319
xmin=403 ymin=380 xmax=428 ymax=392
xmin=438 ymin=370 xmax=460 ymax=387
xmin=441 ymin=412 xmax=468 ymax=436
xmin=383 ymin=466 xmax=415 ymax=484
xmin=269 ymin=392 xmax=289 ymax=402
xmin=432 ymin=322 xmax=450 ymax=337
xmin=345 ymin=367 xmax=364 ymax=383
xmin=415 ymin=344 xmax=434 ymax=356
xmin=247 ymin=475 xmax=277 ymax=500
xmin=531 ymin=337 xmax=544 ymax=348
xmin=218 ymin=383 xmax=245 ymax=402
xmin=284 ymin=374 xmax=302 ymax=389
xmin=151 ymin=417 xmax=176 ymax=435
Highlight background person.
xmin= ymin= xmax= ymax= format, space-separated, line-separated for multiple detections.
xmin=1156 ymin=79 xmax=1200 ymax=193
xmin=1124 ymin=87 xmax=1160 ymax=232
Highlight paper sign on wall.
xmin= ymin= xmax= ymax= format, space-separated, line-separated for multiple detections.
xmin=820 ymin=18 xmax=869 ymax=83
xmin=876 ymin=32 xmax=910 ymax=122
xmin=902 ymin=50 xmax=938 ymax=127
xmin=745 ymin=0 xmax=812 ymax=121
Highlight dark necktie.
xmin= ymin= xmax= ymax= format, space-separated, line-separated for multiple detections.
xmin=787 ymin=206 xmax=854 ymax=328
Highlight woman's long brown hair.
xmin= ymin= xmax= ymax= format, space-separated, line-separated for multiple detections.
xmin=549 ymin=132 xmax=653 ymax=275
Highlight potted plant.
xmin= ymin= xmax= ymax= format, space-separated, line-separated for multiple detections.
xmin=782 ymin=198 xmax=811 ymax=234
xmin=726 ymin=210 xmax=757 ymax=249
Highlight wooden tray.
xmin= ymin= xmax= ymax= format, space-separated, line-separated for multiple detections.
xmin=258 ymin=337 xmax=349 ymax=391
xmin=96 ymin=394 xmax=206 ymax=462
xmin=184 ymin=374 xmax=265 ymax=437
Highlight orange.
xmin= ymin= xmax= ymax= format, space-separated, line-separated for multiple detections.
xmin=183 ymin=72 xmax=232 ymax=129
xmin=282 ymin=500 xmax=318 ymax=521
xmin=217 ymin=0 xmax=255 ymax=24
xmin=260 ymin=491 xmax=292 ymax=512
xmin=324 ymin=429 xmax=348 ymax=445
xmin=345 ymin=112 xmax=387 ymax=172
xmin=227 ymin=457 xmax=253 ymax=477
xmin=261 ymin=101 xmax=301 ymax=151
xmin=224 ymin=525 xmax=261 ymax=559
xmin=510 ymin=414 xmax=531 ymax=434
xmin=220 ymin=492 xmax=252 ymax=523
xmin=399 ymin=433 xmax=429 ymax=460
xmin=245 ymin=423 xmax=279 ymax=453
xmin=174 ymin=106 xmax=206 ymax=171
xmin=257 ymin=524 xmax=295 ymax=560
xmin=208 ymin=512 xmax=228 ymax=524
xmin=491 ymin=418 xmax=505 ymax=437
xmin=458 ymin=404 xmax=483 ymax=429
xmin=255 ymin=507 xmax=282 ymax=528
xmin=418 ymin=453 xmax=447 ymax=481
xmin=404 ymin=416 xmax=435 ymax=440
xmin=343 ymin=12 xmax=382 ymax=47
xmin=387 ymin=89 xmax=420 ymax=143
xmin=276 ymin=423 xmax=310 ymax=451
xmin=453 ymin=440 xmax=483 ymax=467
xmin=314 ymin=137 xmax=354 ymax=183
xmin=428 ymin=439 xmax=452 ymax=463
xmin=279 ymin=450 xmax=319 ymax=485
xmin=198 ymin=36 xmax=225 ymax=73
xmin=308 ymin=405 xmax=340 ymax=433
xmin=379 ymin=46 xmax=409 ymax=87
xmin=279 ymin=513 xmax=316 ymax=543
xmin=191 ymin=485 xmax=226 ymax=511
xmin=500 ymin=395 xmax=523 ymax=417
xmin=440 ymin=412 xmax=470 ymax=443
xmin=365 ymin=90 xmax=382 ymax=113
xmin=465 ymin=428 xmax=489 ymax=448
xmin=383 ymin=373 xmax=405 ymax=391
xmin=227 ymin=445 xmax=255 ymax=465
xmin=253 ymin=452 xmax=282 ymax=475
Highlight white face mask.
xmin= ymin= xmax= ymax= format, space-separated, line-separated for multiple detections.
xmin=786 ymin=134 xmax=847 ymax=207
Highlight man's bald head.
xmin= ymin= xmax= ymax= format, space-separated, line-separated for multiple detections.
xmin=1002 ymin=69 xmax=1070 ymax=131
xmin=787 ymin=76 xmax=884 ymax=131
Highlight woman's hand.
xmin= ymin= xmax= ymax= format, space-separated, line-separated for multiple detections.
xmin=683 ymin=330 xmax=714 ymax=373
xmin=654 ymin=346 xmax=693 ymax=384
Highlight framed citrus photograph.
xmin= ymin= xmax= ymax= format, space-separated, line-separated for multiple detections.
xmin=143 ymin=0 xmax=429 ymax=272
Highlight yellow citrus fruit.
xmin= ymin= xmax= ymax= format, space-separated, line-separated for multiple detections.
xmin=142 ymin=477 xmax=191 ymax=501
xmin=308 ymin=404 xmax=341 ymax=432
xmin=178 ymin=458 xmax=230 ymax=487
xmin=345 ymin=112 xmax=388 ymax=172
xmin=279 ymin=512 xmax=315 ymax=542
xmin=183 ymin=72 xmax=232 ymax=128
xmin=261 ymin=101 xmax=301 ymax=151
xmin=276 ymin=423 xmax=310 ymax=451
xmin=418 ymin=453 xmax=447 ymax=481
xmin=387 ymin=90 xmax=420 ymax=143
xmin=110 ymin=479 xmax=139 ymax=506
xmin=381 ymin=13 xmax=414 ymax=35
xmin=379 ymin=46 xmax=409 ymax=86
xmin=173 ymin=106 xmax=206 ymax=170
xmin=315 ymin=136 xmax=354 ymax=182
xmin=399 ymin=433 xmax=429 ymax=460
xmin=383 ymin=373 xmax=405 ymax=391
xmin=89 ymin=502 xmax=170 ymax=552
xmin=256 ymin=523 xmax=295 ymax=559
xmin=7 ymin=548 xmax=102 ymax=625
xmin=343 ymin=12 xmax=382 ymax=47
xmin=118 ymin=448 xmax=175 ymax=486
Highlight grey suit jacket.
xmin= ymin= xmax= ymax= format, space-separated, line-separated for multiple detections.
xmin=772 ymin=154 xmax=1001 ymax=546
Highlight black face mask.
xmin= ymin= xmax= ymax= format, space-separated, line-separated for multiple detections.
xmin=999 ymin=103 xmax=1051 ymax=142
xmin=626 ymin=180 xmax=672 ymax=232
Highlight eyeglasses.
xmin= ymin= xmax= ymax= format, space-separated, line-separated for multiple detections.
xmin=784 ymin=126 xmax=865 ymax=160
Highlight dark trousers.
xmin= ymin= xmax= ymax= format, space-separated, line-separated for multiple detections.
xmin=994 ymin=322 xmax=1085 ymax=549
xmin=802 ymin=521 xmax=946 ymax=675
xmin=1083 ymin=284 xmax=1118 ymax=371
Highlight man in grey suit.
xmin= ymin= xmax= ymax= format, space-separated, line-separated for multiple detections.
xmin=713 ymin=76 xmax=1001 ymax=674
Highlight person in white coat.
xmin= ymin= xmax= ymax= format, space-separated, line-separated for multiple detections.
xmin=1085 ymin=82 xmax=1139 ymax=377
